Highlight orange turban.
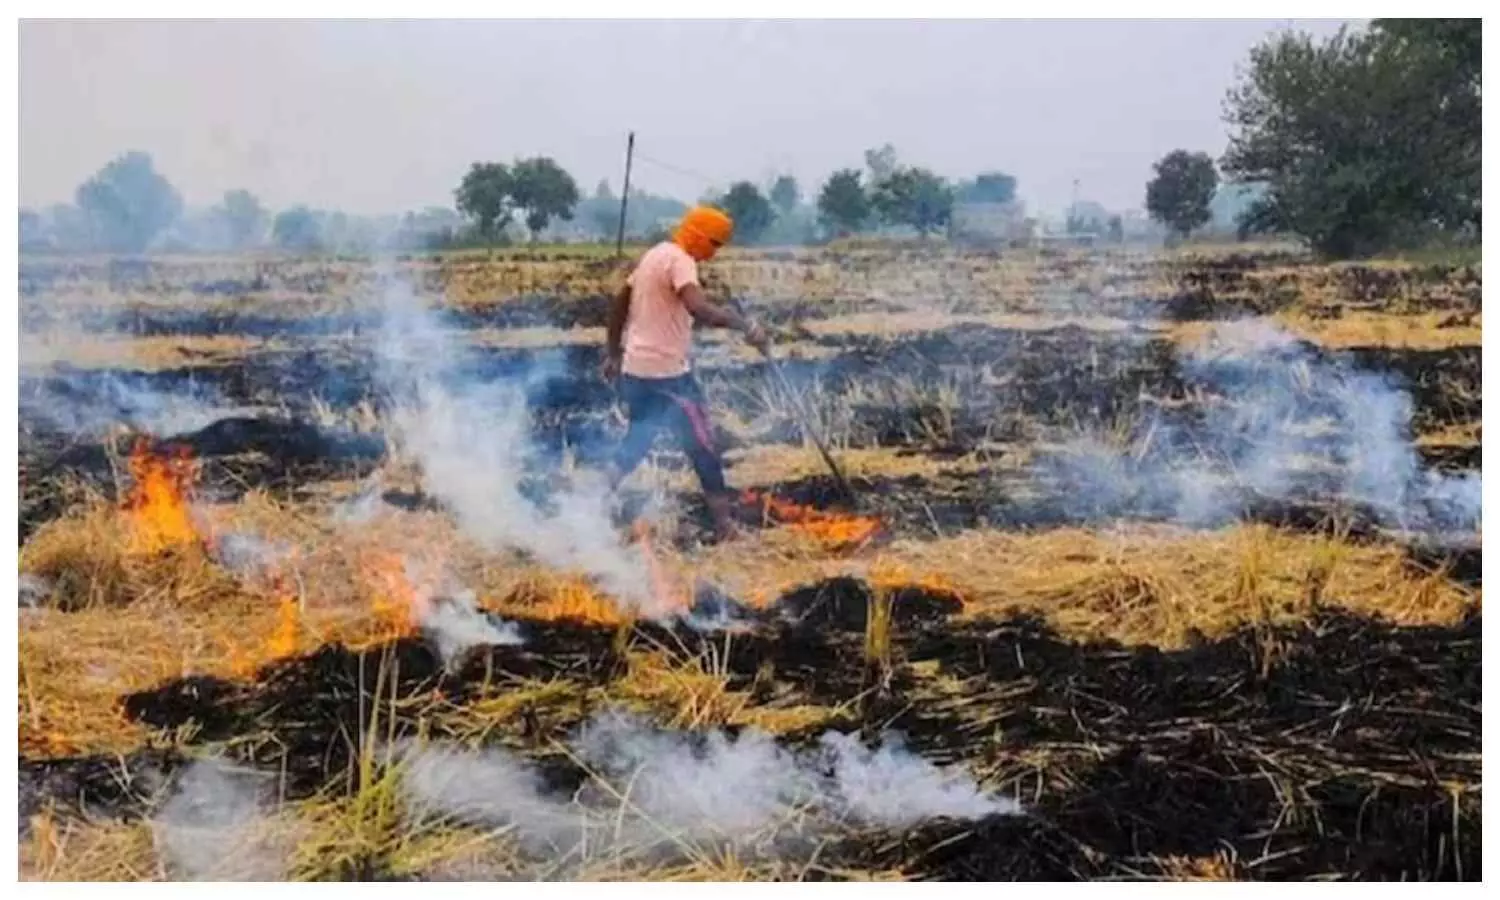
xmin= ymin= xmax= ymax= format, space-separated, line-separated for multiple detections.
xmin=673 ymin=206 xmax=734 ymax=261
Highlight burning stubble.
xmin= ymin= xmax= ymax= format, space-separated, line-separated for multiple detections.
xmin=118 ymin=437 xmax=522 ymax=667
xmin=740 ymin=489 xmax=883 ymax=553
xmin=361 ymin=551 xmax=524 ymax=664
xmin=121 ymin=437 xmax=202 ymax=556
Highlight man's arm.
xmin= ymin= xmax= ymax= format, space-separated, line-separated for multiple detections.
xmin=605 ymin=280 xmax=631 ymax=361
xmin=679 ymin=283 xmax=767 ymax=348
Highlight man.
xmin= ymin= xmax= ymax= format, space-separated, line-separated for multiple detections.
xmin=601 ymin=205 xmax=768 ymax=541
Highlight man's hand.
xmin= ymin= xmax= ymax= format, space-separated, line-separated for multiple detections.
xmin=679 ymin=283 xmax=770 ymax=354
xmin=744 ymin=321 xmax=770 ymax=354
xmin=601 ymin=353 xmax=622 ymax=382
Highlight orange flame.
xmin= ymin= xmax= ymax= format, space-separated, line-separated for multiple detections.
xmin=868 ymin=559 xmax=965 ymax=602
xmin=123 ymin=437 xmax=201 ymax=555
xmin=500 ymin=525 xmax=694 ymax=626
xmin=268 ymin=584 xmax=301 ymax=658
xmin=518 ymin=574 xmax=631 ymax=625
xmin=227 ymin=583 xmax=304 ymax=679
xmin=740 ymin=489 xmax=882 ymax=551
xmin=363 ymin=552 xmax=430 ymax=638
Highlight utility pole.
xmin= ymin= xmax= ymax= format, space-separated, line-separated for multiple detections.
xmin=615 ymin=131 xmax=635 ymax=259
xmin=1068 ymin=178 xmax=1081 ymax=234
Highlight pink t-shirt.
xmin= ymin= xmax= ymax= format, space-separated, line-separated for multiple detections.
xmin=622 ymin=241 xmax=699 ymax=378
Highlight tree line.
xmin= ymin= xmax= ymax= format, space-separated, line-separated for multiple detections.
xmin=19 ymin=144 xmax=1022 ymax=254
xmin=454 ymin=142 xmax=1021 ymax=246
xmin=1144 ymin=18 xmax=1479 ymax=257
xmin=722 ymin=145 xmax=1020 ymax=244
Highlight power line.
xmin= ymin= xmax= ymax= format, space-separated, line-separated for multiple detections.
xmin=631 ymin=149 xmax=721 ymax=189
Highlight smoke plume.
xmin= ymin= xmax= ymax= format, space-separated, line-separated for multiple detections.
xmin=420 ymin=588 xmax=526 ymax=665
xmin=212 ymin=532 xmax=295 ymax=580
xmin=150 ymin=759 xmax=292 ymax=881
xmin=1042 ymin=319 xmax=1480 ymax=536
xmin=372 ymin=277 xmax=660 ymax=614
xmin=20 ymin=369 xmax=254 ymax=439
xmin=381 ymin=553 xmax=527 ymax=664
xmin=397 ymin=710 xmax=1018 ymax=873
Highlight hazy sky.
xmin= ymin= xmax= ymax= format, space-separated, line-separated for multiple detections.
xmin=20 ymin=19 xmax=1358 ymax=217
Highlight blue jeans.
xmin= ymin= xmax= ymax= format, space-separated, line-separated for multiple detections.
xmin=611 ymin=372 xmax=728 ymax=495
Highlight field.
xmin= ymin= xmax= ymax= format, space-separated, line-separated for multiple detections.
xmin=17 ymin=241 xmax=1482 ymax=881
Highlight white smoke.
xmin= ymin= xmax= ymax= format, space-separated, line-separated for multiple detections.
xmin=212 ymin=532 xmax=295 ymax=580
xmin=20 ymin=370 xmax=255 ymax=439
xmin=372 ymin=277 xmax=657 ymax=613
xmin=678 ymin=605 xmax=759 ymax=635
xmin=422 ymin=589 xmax=526 ymax=664
xmin=1043 ymin=320 xmax=1481 ymax=535
xmin=396 ymin=710 xmax=1018 ymax=873
xmin=331 ymin=480 xmax=385 ymax=525
xmin=570 ymin=712 xmax=822 ymax=841
xmin=816 ymin=731 xmax=1015 ymax=828
xmin=399 ymin=742 xmax=584 ymax=854
xmin=150 ymin=759 xmax=291 ymax=881
xmin=378 ymin=554 xmax=526 ymax=665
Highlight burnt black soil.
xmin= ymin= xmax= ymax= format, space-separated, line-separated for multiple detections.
xmin=830 ymin=607 xmax=1483 ymax=881
xmin=1344 ymin=345 xmax=1482 ymax=434
xmin=772 ymin=576 xmax=963 ymax=632
xmin=23 ymin=577 xmax=1479 ymax=881
xmin=18 ymin=747 xmax=189 ymax=830
xmin=730 ymin=469 xmax=1483 ymax=576
xmin=19 ymin=288 xmax=902 ymax=340
xmin=19 ymin=320 xmax=1479 ymax=569
xmin=20 ymin=329 xmax=1479 ymax=549
xmin=21 ymin=322 xmax=1479 ymax=479
xmin=16 ymin=323 xmax=1188 ymax=538
xmin=116 ymin=628 xmax=619 ymax=801
xmin=1161 ymin=256 xmax=1481 ymax=321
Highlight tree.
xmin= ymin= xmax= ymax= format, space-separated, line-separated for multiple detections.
xmin=864 ymin=144 xmax=899 ymax=182
xmin=217 ymin=189 xmax=267 ymax=249
xmin=272 ymin=206 xmax=322 ymax=251
xmin=958 ymin=172 xmax=1018 ymax=206
xmin=507 ymin=156 xmax=580 ymax=239
xmin=719 ymin=182 xmax=773 ymax=243
xmin=1210 ymin=182 xmax=1268 ymax=233
xmin=872 ymin=167 xmax=955 ymax=236
xmin=74 ymin=151 xmax=182 ymax=252
xmin=454 ymin=162 xmax=514 ymax=241
xmin=769 ymin=175 xmax=800 ymax=218
xmin=1222 ymin=20 xmax=1480 ymax=257
xmin=1145 ymin=150 xmax=1218 ymax=238
xmin=817 ymin=169 xmax=871 ymax=236
xmin=1366 ymin=18 xmax=1480 ymax=234
xmin=585 ymin=179 xmax=620 ymax=238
